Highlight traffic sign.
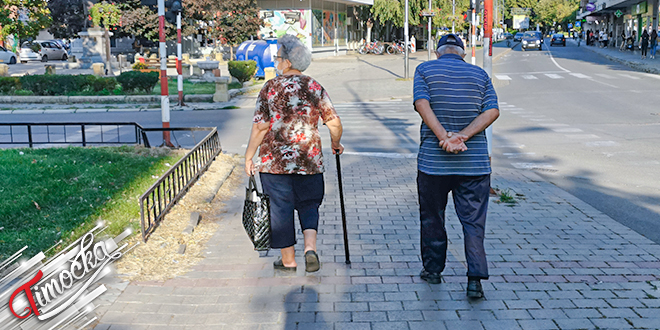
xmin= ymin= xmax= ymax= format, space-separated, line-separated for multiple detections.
xmin=576 ymin=21 xmax=582 ymax=27
xmin=568 ymin=23 xmax=573 ymax=28
xmin=615 ymin=10 xmax=623 ymax=17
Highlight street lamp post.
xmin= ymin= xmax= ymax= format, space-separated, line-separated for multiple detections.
xmin=404 ymin=0 xmax=410 ymax=79
xmin=157 ymin=0 xmax=172 ymax=146
xmin=428 ymin=0 xmax=432 ymax=61
xmin=452 ymin=0 xmax=455 ymax=34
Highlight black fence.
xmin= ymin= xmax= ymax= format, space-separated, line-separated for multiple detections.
xmin=139 ymin=128 xmax=222 ymax=242
xmin=0 ymin=122 xmax=148 ymax=148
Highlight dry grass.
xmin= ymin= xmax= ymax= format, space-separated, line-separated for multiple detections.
xmin=115 ymin=153 xmax=242 ymax=282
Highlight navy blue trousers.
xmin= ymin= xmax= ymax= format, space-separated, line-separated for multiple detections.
xmin=260 ymin=173 xmax=324 ymax=249
xmin=417 ymin=171 xmax=490 ymax=279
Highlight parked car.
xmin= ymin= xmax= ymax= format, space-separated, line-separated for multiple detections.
xmin=19 ymin=42 xmax=43 ymax=62
xmin=502 ymin=32 xmax=513 ymax=40
xmin=513 ymin=32 xmax=525 ymax=42
xmin=37 ymin=40 xmax=68 ymax=61
xmin=521 ymin=32 xmax=543 ymax=51
xmin=550 ymin=33 xmax=566 ymax=46
xmin=0 ymin=46 xmax=17 ymax=64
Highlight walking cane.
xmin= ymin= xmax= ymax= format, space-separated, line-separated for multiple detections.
xmin=335 ymin=151 xmax=351 ymax=264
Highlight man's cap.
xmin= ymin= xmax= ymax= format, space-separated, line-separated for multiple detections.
xmin=437 ymin=34 xmax=464 ymax=50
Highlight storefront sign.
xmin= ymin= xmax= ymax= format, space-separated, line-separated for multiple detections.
xmin=586 ymin=16 xmax=602 ymax=22
xmin=586 ymin=3 xmax=596 ymax=12
xmin=615 ymin=10 xmax=623 ymax=18
xmin=630 ymin=1 xmax=647 ymax=15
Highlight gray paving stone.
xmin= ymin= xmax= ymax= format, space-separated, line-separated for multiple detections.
xmin=371 ymin=321 xmax=410 ymax=330
xmin=422 ymin=310 xmax=460 ymax=321
xmin=333 ymin=322 xmax=371 ymax=330
xmin=516 ymin=319 xmax=559 ymax=329
xmin=351 ymin=311 xmax=388 ymax=322
xmin=562 ymin=308 xmax=602 ymax=319
xmin=368 ymin=301 xmax=404 ymax=311
xmin=444 ymin=320 xmax=485 ymax=330
xmin=629 ymin=318 xmax=660 ymax=329
xmin=297 ymin=322 xmax=333 ymax=330
xmin=387 ymin=310 xmax=424 ymax=321
xmin=589 ymin=317 xmax=633 ymax=329
xmin=481 ymin=320 xmax=523 ymax=330
xmin=408 ymin=321 xmax=447 ymax=330
xmin=527 ymin=309 xmax=567 ymax=319
xmin=492 ymin=309 xmax=533 ymax=320
xmin=552 ymin=318 xmax=595 ymax=330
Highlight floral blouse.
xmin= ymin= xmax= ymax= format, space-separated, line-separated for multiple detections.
xmin=253 ymin=75 xmax=338 ymax=175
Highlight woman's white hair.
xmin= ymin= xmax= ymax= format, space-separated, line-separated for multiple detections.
xmin=278 ymin=34 xmax=312 ymax=72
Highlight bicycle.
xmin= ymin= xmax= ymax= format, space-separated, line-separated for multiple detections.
xmin=358 ymin=41 xmax=385 ymax=55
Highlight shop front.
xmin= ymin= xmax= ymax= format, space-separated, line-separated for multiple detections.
xmin=257 ymin=0 xmax=373 ymax=57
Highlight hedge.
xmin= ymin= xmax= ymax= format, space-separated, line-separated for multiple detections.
xmin=228 ymin=60 xmax=257 ymax=84
xmin=0 ymin=77 xmax=21 ymax=95
xmin=16 ymin=75 xmax=117 ymax=96
xmin=116 ymin=71 xmax=159 ymax=94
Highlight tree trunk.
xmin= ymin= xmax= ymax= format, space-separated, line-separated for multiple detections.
xmin=105 ymin=28 xmax=113 ymax=76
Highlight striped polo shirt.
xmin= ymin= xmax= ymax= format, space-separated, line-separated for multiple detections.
xmin=413 ymin=53 xmax=499 ymax=176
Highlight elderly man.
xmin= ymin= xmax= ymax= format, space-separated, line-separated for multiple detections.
xmin=413 ymin=34 xmax=500 ymax=298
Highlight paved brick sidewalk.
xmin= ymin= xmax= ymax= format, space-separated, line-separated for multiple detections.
xmin=93 ymin=155 xmax=660 ymax=330
xmin=574 ymin=39 xmax=660 ymax=75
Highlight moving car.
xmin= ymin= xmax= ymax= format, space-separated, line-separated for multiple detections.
xmin=502 ymin=32 xmax=513 ymax=40
xmin=0 ymin=46 xmax=17 ymax=64
xmin=521 ymin=31 xmax=542 ymax=51
xmin=513 ymin=32 xmax=525 ymax=41
xmin=550 ymin=33 xmax=566 ymax=46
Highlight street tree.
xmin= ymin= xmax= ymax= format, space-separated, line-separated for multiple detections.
xmin=48 ymin=0 xmax=86 ymax=39
xmin=0 ymin=0 xmax=52 ymax=46
xmin=534 ymin=0 xmax=578 ymax=28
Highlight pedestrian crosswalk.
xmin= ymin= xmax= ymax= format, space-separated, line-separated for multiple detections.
xmin=493 ymin=72 xmax=645 ymax=81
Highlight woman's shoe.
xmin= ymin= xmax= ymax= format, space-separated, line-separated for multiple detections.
xmin=305 ymin=250 xmax=320 ymax=272
xmin=273 ymin=258 xmax=296 ymax=271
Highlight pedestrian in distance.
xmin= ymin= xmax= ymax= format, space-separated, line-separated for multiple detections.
xmin=620 ymin=30 xmax=627 ymax=51
xmin=641 ymin=29 xmax=650 ymax=59
xmin=244 ymin=34 xmax=344 ymax=273
xmin=412 ymin=34 xmax=500 ymax=299
xmin=650 ymin=29 xmax=658 ymax=59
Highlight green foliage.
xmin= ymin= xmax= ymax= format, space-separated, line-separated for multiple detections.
xmin=17 ymin=75 xmax=118 ymax=96
xmin=228 ymin=60 xmax=257 ymax=84
xmin=371 ymin=0 xmax=469 ymax=30
xmin=0 ymin=146 xmax=181 ymax=259
xmin=14 ymin=89 xmax=34 ymax=96
xmin=534 ymin=0 xmax=579 ymax=26
xmin=89 ymin=1 xmax=122 ymax=28
xmin=116 ymin=71 xmax=159 ymax=94
xmin=0 ymin=0 xmax=52 ymax=42
xmin=0 ymin=77 xmax=21 ymax=94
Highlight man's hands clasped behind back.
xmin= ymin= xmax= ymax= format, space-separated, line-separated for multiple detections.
xmin=439 ymin=132 xmax=469 ymax=154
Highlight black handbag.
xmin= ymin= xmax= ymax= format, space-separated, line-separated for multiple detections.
xmin=242 ymin=176 xmax=271 ymax=251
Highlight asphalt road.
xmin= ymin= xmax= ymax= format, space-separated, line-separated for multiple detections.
xmin=2 ymin=42 xmax=658 ymax=244
xmin=492 ymin=39 xmax=660 ymax=244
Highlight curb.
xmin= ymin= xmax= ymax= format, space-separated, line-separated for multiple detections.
xmin=0 ymin=94 xmax=214 ymax=104
xmin=582 ymin=45 xmax=660 ymax=75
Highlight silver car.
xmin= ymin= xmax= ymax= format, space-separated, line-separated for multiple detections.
xmin=36 ymin=40 xmax=68 ymax=61
xmin=19 ymin=42 xmax=42 ymax=62
xmin=0 ymin=46 xmax=17 ymax=64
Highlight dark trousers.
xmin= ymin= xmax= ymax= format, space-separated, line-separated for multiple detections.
xmin=260 ymin=173 xmax=324 ymax=249
xmin=417 ymin=171 xmax=490 ymax=279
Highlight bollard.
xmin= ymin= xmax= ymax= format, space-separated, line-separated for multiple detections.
xmin=213 ymin=77 xmax=230 ymax=102
xmin=182 ymin=53 xmax=190 ymax=64
xmin=214 ymin=53 xmax=223 ymax=62
xmin=118 ymin=55 xmax=127 ymax=68
xmin=264 ymin=67 xmax=276 ymax=81
xmin=45 ymin=65 xmax=56 ymax=75
xmin=92 ymin=63 xmax=105 ymax=76
xmin=0 ymin=64 xmax=8 ymax=77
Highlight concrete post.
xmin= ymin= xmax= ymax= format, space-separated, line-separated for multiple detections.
xmin=213 ymin=77 xmax=230 ymax=102
xmin=652 ymin=0 xmax=659 ymax=31
xmin=0 ymin=64 xmax=8 ymax=77
xmin=92 ymin=63 xmax=105 ymax=76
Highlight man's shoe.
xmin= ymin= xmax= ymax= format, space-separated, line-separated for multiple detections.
xmin=420 ymin=269 xmax=442 ymax=284
xmin=467 ymin=279 xmax=484 ymax=299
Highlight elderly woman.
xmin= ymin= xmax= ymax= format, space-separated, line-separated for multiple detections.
xmin=244 ymin=34 xmax=343 ymax=272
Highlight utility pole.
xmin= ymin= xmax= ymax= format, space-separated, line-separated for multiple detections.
xmin=157 ymin=0 xmax=172 ymax=146
xmin=483 ymin=0 xmax=493 ymax=156
xmin=404 ymin=0 xmax=410 ymax=78
xmin=427 ymin=0 xmax=432 ymax=61
xmin=452 ymin=0 xmax=456 ymax=34
xmin=471 ymin=0 xmax=476 ymax=65
xmin=173 ymin=1 xmax=184 ymax=106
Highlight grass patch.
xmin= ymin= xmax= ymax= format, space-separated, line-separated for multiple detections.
xmin=152 ymin=79 xmax=215 ymax=95
xmin=494 ymin=188 xmax=517 ymax=205
xmin=0 ymin=146 xmax=183 ymax=259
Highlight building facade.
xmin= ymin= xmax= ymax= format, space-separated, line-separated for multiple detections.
xmin=257 ymin=0 xmax=373 ymax=57
xmin=577 ymin=0 xmax=659 ymax=45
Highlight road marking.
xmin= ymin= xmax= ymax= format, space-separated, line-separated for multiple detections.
xmin=618 ymin=73 xmax=640 ymax=80
xmin=503 ymin=152 xmax=536 ymax=158
xmin=530 ymin=118 xmax=555 ymax=122
xmin=341 ymin=152 xmax=417 ymax=158
xmin=553 ymin=128 xmax=583 ymax=133
xmin=500 ymin=104 xmax=517 ymax=108
xmin=495 ymin=75 xmax=512 ymax=80
xmin=511 ymin=163 xmax=554 ymax=169
xmin=565 ymin=134 xmax=600 ymax=139
xmin=494 ymin=144 xmax=525 ymax=148
xmin=586 ymin=141 xmax=618 ymax=147
xmin=546 ymin=47 xmax=571 ymax=72
xmin=538 ymin=123 xmax=569 ymax=127
xmin=545 ymin=73 xmax=564 ymax=79
xmin=570 ymin=73 xmax=591 ymax=79
xmin=522 ymin=75 xmax=538 ymax=80
xmin=595 ymin=73 xmax=615 ymax=79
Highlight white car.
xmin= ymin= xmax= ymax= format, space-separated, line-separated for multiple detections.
xmin=19 ymin=41 xmax=68 ymax=62
xmin=0 ymin=46 xmax=17 ymax=64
